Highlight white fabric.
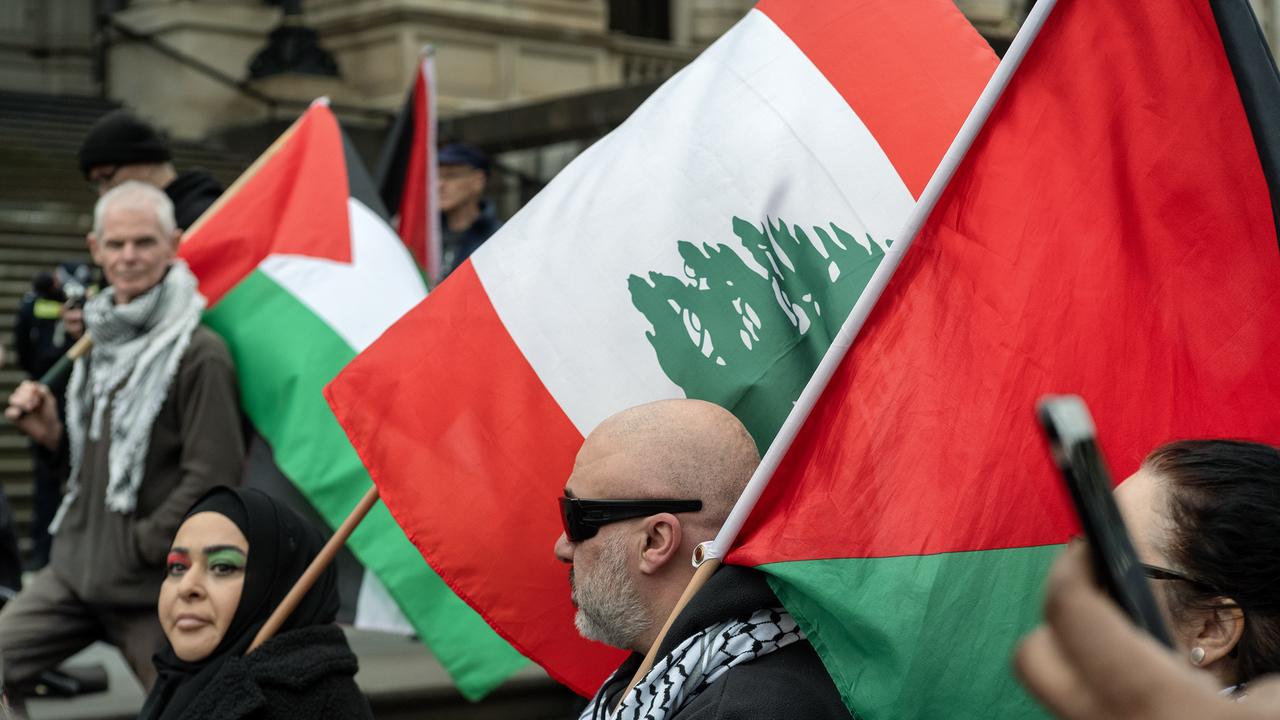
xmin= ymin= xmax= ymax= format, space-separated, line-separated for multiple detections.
xmin=471 ymin=8 xmax=913 ymax=437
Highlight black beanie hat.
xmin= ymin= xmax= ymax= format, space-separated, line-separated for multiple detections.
xmin=78 ymin=110 xmax=172 ymax=178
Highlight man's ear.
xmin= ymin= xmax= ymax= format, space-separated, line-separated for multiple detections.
xmin=1195 ymin=599 xmax=1245 ymax=668
xmin=86 ymin=232 xmax=102 ymax=265
xmin=170 ymin=228 xmax=182 ymax=248
xmin=637 ymin=513 xmax=683 ymax=576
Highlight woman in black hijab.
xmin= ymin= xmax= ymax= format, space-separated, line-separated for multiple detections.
xmin=137 ymin=486 xmax=372 ymax=720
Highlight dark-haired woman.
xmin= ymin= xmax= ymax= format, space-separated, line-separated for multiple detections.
xmin=1116 ymin=439 xmax=1280 ymax=695
xmin=137 ymin=487 xmax=373 ymax=720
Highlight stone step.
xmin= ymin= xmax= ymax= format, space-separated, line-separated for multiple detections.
xmin=0 ymin=90 xmax=119 ymax=111
xmin=0 ymin=233 xmax=88 ymax=253
xmin=0 ymin=247 xmax=96 ymax=266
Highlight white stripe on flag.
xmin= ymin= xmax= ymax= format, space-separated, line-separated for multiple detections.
xmin=472 ymin=8 xmax=914 ymax=435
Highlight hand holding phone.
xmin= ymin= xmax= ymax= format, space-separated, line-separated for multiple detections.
xmin=1036 ymin=394 xmax=1174 ymax=648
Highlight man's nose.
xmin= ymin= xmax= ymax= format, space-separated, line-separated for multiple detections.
xmin=553 ymin=532 xmax=574 ymax=564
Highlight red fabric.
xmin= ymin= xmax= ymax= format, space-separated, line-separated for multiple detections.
xmin=325 ymin=263 xmax=624 ymax=695
xmin=326 ymin=0 xmax=1000 ymax=694
xmin=758 ymin=0 xmax=996 ymax=197
xmin=180 ymin=107 xmax=351 ymax=306
xmin=397 ymin=66 xmax=431 ymax=270
xmin=729 ymin=0 xmax=1280 ymax=566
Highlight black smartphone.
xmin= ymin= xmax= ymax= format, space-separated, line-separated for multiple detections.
xmin=1036 ymin=395 xmax=1174 ymax=648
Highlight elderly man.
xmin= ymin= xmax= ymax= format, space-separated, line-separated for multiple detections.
xmin=437 ymin=143 xmax=501 ymax=279
xmin=555 ymin=399 xmax=850 ymax=719
xmin=0 ymin=181 xmax=243 ymax=697
xmin=79 ymin=109 xmax=223 ymax=230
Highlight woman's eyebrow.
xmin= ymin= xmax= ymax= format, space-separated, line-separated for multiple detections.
xmin=169 ymin=547 xmax=191 ymax=555
xmin=202 ymin=545 xmax=246 ymax=556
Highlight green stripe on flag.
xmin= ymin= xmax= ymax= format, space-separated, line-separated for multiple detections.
xmin=205 ymin=269 xmax=527 ymax=699
xmin=760 ymin=545 xmax=1061 ymax=720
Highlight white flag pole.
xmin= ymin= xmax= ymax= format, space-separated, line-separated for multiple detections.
xmin=420 ymin=46 xmax=443 ymax=287
xmin=619 ymin=2 xmax=1066 ymax=702
xmin=703 ymin=0 xmax=1062 ymax=563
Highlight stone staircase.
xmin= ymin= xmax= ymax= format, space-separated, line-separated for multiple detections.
xmin=0 ymin=91 xmax=250 ymax=561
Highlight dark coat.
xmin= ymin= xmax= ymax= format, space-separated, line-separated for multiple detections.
xmin=594 ymin=565 xmax=852 ymax=719
xmin=441 ymin=200 xmax=502 ymax=279
xmin=165 ymin=169 xmax=224 ymax=230
xmin=164 ymin=624 xmax=373 ymax=720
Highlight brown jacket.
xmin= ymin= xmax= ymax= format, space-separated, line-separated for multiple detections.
xmin=50 ymin=326 xmax=244 ymax=607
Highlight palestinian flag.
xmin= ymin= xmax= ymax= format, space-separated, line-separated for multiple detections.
xmin=178 ymin=103 xmax=527 ymax=699
xmin=326 ymin=0 xmax=997 ymax=695
xmin=722 ymin=0 xmax=1280 ymax=717
xmin=376 ymin=49 xmax=442 ymax=283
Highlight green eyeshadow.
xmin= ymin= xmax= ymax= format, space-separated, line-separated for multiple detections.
xmin=206 ymin=548 xmax=246 ymax=568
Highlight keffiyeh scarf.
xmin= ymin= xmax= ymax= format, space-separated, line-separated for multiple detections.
xmin=580 ymin=607 xmax=804 ymax=720
xmin=51 ymin=260 xmax=204 ymax=529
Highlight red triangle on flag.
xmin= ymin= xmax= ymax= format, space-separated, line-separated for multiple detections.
xmin=180 ymin=106 xmax=353 ymax=306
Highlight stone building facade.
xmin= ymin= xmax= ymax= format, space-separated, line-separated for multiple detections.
xmin=0 ymin=1 xmax=1044 ymax=138
xmin=3 ymin=0 xmax=1278 ymax=204
xmin=4 ymin=0 xmax=1280 ymax=140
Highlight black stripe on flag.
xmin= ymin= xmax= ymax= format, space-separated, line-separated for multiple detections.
xmin=374 ymin=87 xmax=415 ymax=219
xmin=342 ymin=128 xmax=393 ymax=221
xmin=1211 ymin=0 xmax=1280 ymax=250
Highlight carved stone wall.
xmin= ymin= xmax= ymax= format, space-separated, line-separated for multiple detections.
xmin=8 ymin=0 xmax=1280 ymax=142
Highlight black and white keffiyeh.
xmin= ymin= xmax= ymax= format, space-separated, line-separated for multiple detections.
xmin=51 ymin=260 xmax=204 ymax=528
xmin=580 ymin=607 xmax=804 ymax=720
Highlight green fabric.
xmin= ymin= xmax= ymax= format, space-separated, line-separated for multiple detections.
xmin=205 ymin=269 xmax=527 ymax=700
xmin=759 ymin=546 xmax=1061 ymax=720
xmin=628 ymin=216 xmax=888 ymax=450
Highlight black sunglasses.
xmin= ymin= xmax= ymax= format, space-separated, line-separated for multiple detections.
xmin=558 ymin=497 xmax=702 ymax=543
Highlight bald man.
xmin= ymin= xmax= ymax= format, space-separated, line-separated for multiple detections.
xmin=555 ymin=399 xmax=850 ymax=719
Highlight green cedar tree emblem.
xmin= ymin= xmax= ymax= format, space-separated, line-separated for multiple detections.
xmin=629 ymin=216 xmax=890 ymax=449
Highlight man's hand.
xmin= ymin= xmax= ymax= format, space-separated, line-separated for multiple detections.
xmin=5 ymin=380 xmax=63 ymax=449
xmin=1014 ymin=544 xmax=1278 ymax=719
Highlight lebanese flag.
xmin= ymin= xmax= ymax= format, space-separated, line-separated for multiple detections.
xmin=178 ymin=104 xmax=526 ymax=700
xmin=375 ymin=50 xmax=441 ymax=282
xmin=722 ymin=0 xmax=1280 ymax=717
xmin=326 ymin=0 xmax=997 ymax=696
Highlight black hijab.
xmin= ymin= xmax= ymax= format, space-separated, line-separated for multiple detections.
xmin=138 ymin=486 xmax=340 ymax=720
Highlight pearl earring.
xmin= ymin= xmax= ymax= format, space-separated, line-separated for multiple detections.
xmin=1190 ymin=646 xmax=1206 ymax=666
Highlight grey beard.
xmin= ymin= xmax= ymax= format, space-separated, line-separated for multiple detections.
xmin=571 ymin=532 xmax=653 ymax=651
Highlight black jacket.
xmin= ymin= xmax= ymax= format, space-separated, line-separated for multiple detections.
xmin=165 ymin=169 xmax=224 ymax=230
xmin=441 ymin=200 xmax=502 ymax=279
xmin=163 ymin=624 xmax=373 ymax=720
xmin=594 ymin=565 xmax=852 ymax=719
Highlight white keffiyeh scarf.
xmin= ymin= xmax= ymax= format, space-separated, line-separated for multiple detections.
xmin=580 ymin=607 xmax=804 ymax=720
xmin=50 ymin=260 xmax=204 ymax=530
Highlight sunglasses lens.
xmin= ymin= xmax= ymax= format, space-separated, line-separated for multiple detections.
xmin=558 ymin=498 xmax=597 ymax=543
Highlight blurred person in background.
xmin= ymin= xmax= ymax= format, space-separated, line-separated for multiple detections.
xmin=0 ymin=182 xmax=243 ymax=707
xmin=1017 ymin=439 xmax=1280 ymax=717
xmin=137 ymin=486 xmax=372 ymax=720
xmin=13 ymin=262 xmax=93 ymax=571
xmin=78 ymin=109 xmax=223 ymax=230
xmin=437 ymin=143 xmax=502 ymax=279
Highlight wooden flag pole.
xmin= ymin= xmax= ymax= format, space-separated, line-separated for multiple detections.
xmin=247 ymin=484 xmax=381 ymax=653
xmin=37 ymin=334 xmax=93 ymax=386
xmin=615 ymin=557 xmax=722 ymax=706
xmin=9 ymin=335 xmax=94 ymax=422
xmin=612 ymin=0 xmax=1064 ymax=707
